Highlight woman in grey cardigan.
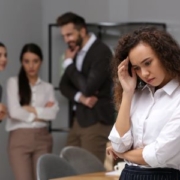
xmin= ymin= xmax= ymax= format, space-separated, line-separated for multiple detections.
xmin=0 ymin=42 xmax=8 ymax=121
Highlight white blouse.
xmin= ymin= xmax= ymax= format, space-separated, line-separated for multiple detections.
xmin=6 ymin=77 xmax=59 ymax=131
xmin=109 ymin=79 xmax=180 ymax=170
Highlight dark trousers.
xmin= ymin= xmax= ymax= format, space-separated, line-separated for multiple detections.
xmin=66 ymin=119 xmax=112 ymax=163
xmin=120 ymin=164 xmax=180 ymax=180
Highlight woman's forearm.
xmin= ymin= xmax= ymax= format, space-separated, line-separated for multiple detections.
xmin=107 ymin=146 xmax=147 ymax=165
xmin=23 ymin=106 xmax=37 ymax=116
xmin=115 ymin=92 xmax=133 ymax=137
xmin=122 ymin=149 xmax=148 ymax=165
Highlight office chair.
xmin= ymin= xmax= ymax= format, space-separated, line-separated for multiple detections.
xmin=60 ymin=146 xmax=106 ymax=175
xmin=37 ymin=154 xmax=77 ymax=180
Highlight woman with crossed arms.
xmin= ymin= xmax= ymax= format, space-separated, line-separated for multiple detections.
xmin=6 ymin=43 xmax=59 ymax=180
xmin=107 ymin=27 xmax=180 ymax=179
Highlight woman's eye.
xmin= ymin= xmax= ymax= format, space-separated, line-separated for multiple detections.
xmin=145 ymin=61 xmax=151 ymax=66
xmin=24 ymin=60 xmax=29 ymax=64
xmin=33 ymin=59 xmax=40 ymax=63
xmin=133 ymin=67 xmax=140 ymax=71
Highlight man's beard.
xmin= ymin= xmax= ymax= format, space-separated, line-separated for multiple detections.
xmin=68 ymin=35 xmax=83 ymax=51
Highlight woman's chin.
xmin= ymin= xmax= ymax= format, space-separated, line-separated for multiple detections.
xmin=27 ymin=73 xmax=38 ymax=78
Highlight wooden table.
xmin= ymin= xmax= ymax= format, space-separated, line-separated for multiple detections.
xmin=50 ymin=172 xmax=120 ymax=180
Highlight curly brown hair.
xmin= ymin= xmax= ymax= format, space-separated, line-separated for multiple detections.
xmin=112 ymin=27 xmax=180 ymax=110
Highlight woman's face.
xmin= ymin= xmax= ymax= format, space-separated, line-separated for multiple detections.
xmin=22 ymin=52 xmax=42 ymax=78
xmin=0 ymin=46 xmax=7 ymax=71
xmin=129 ymin=43 xmax=171 ymax=88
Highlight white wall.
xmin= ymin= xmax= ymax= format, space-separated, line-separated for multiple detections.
xmin=0 ymin=0 xmax=42 ymax=179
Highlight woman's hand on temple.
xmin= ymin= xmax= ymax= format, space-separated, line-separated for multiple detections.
xmin=118 ymin=57 xmax=137 ymax=95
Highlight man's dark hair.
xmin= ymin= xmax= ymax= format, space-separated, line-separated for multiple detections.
xmin=56 ymin=12 xmax=87 ymax=32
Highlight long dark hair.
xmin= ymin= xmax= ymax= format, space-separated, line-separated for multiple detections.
xmin=18 ymin=43 xmax=43 ymax=106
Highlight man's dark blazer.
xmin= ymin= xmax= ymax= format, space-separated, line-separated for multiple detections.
xmin=59 ymin=39 xmax=115 ymax=127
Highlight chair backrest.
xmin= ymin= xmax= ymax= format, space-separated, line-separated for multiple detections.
xmin=37 ymin=154 xmax=77 ymax=180
xmin=60 ymin=146 xmax=106 ymax=174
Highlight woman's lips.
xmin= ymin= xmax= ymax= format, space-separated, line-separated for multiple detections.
xmin=147 ymin=78 xmax=155 ymax=83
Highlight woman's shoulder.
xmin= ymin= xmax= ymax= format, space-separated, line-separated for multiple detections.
xmin=6 ymin=77 xmax=18 ymax=89
xmin=7 ymin=76 xmax=18 ymax=84
xmin=40 ymin=79 xmax=54 ymax=89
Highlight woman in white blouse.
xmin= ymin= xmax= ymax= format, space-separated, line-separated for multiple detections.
xmin=107 ymin=27 xmax=180 ymax=179
xmin=6 ymin=43 xmax=59 ymax=180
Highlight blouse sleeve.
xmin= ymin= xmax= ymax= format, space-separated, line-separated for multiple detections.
xmin=142 ymin=107 xmax=180 ymax=168
xmin=7 ymin=77 xmax=36 ymax=122
xmin=35 ymin=84 xmax=59 ymax=120
xmin=108 ymin=125 xmax=133 ymax=153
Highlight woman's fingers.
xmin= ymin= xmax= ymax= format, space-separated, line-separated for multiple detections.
xmin=118 ymin=58 xmax=129 ymax=75
xmin=0 ymin=111 xmax=6 ymax=120
xmin=106 ymin=146 xmax=119 ymax=160
xmin=118 ymin=57 xmax=129 ymax=67
xmin=118 ymin=65 xmax=129 ymax=78
xmin=118 ymin=59 xmax=126 ymax=69
xmin=0 ymin=104 xmax=7 ymax=120
xmin=117 ymin=57 xmax=137 ymax=92
xmin=45 ymin=101 xmax=54 ymax=107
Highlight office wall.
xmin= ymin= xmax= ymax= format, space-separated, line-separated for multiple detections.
xmin=0 ymin=0 xmax=42 ymax=179
xmin=108 ymin=0 xmax=129 ymax=22
xmin=128 ymin=0 xmax=180 ymax=42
